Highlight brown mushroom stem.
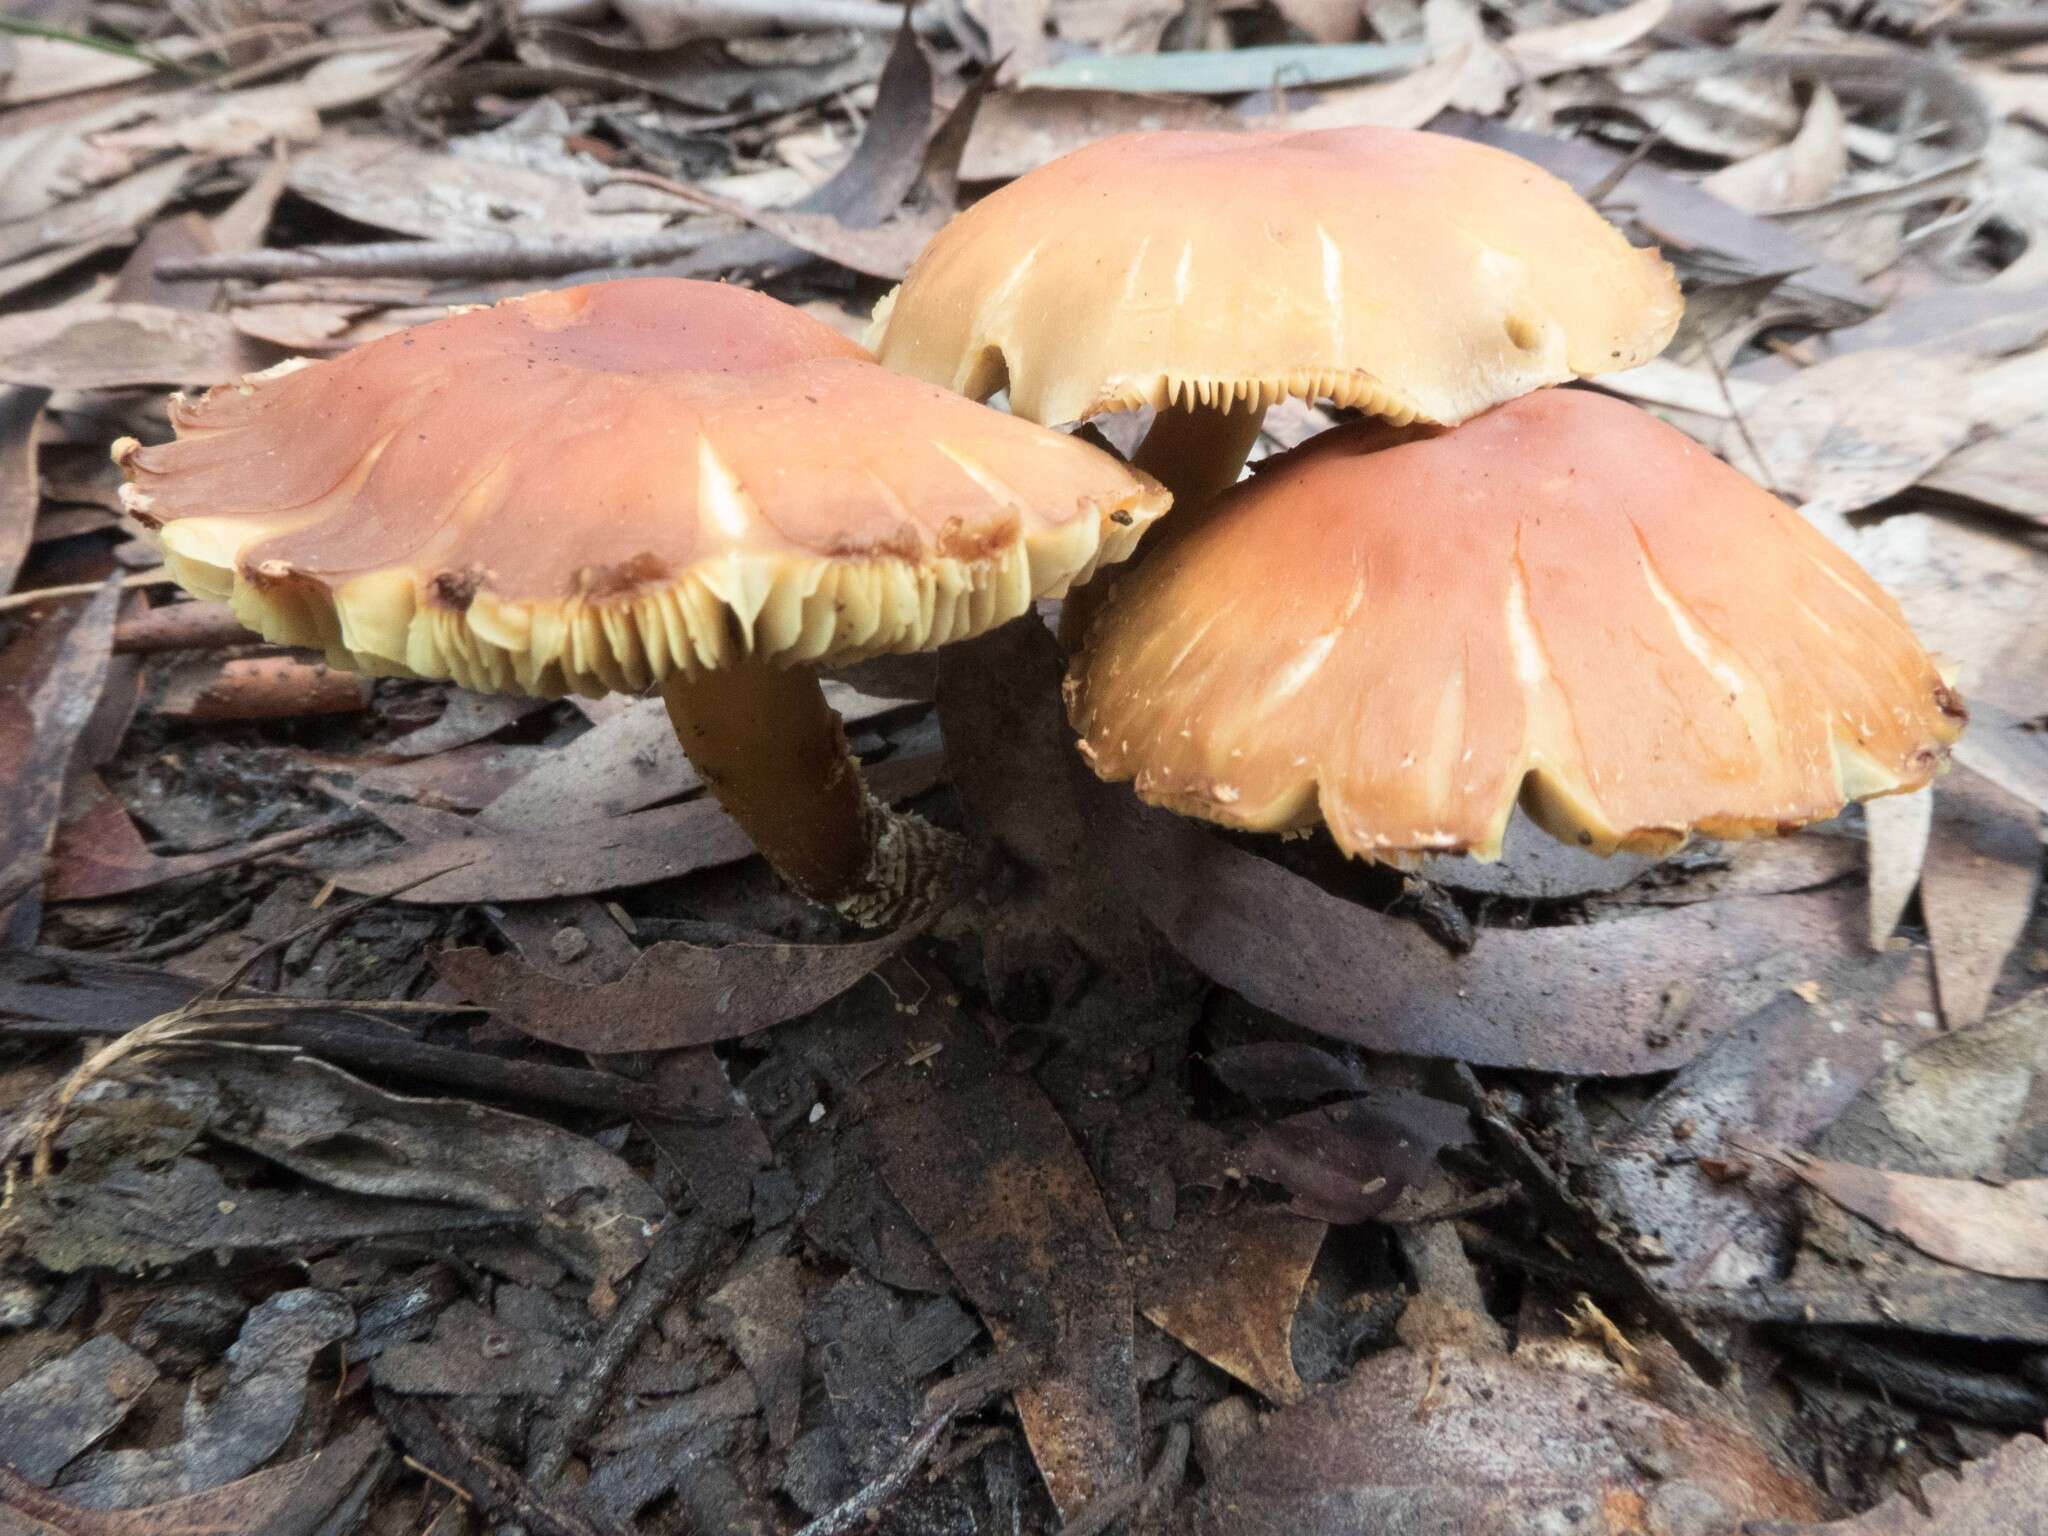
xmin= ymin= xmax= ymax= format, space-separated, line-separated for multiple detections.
xmin=659 ymin=660 xmax=958 ymax=928
xmin=1059 ymin=400 xmax=1266 ymax=652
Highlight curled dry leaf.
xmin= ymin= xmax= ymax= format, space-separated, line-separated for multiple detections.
xmin=0 ymin=1423 xmax=389 ymax=1536
xmin=1771 ymin=1143 xmax=2048 ymax=1282
xmin=875 ymin=1076 xmax=1139 ymax=1519
xmin=1702 ymin=82 xmax=1847 ymax=212
xmin=1194 ymin=1343 xmax=1821 ymax=1533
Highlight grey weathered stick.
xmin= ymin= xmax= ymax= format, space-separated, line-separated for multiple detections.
xmin=157 ymin=229 xmax=727 ymax=285
xmin=527 ymin=1209 xmax=719 ymax=1486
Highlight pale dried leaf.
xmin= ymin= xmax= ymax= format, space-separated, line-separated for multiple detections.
xmin=1921 ymin=766 xmax=2042 ymax=1028
xmin=1864 ymin=785 xmax=1932 ymax=950
xmin=1504 ymin=0 xmax=1669 ymax=78
xmin=1779 ymin=1145 xmax=2048 ymax=1281
xmin=1718 ymin=349 xmax=1976 ymax=519
xmin=1424 ymin=0 xmax=1516 ymax=114
xmin=1252 ymin=45 xmax=1472 ymax=131
xmin=0 ymin=303 xmax=281 ymax=390
xmin=1702 ymin=82 xmax=1846 ymax=212
xmin=287 ymin=134 xmax=668 ymax=242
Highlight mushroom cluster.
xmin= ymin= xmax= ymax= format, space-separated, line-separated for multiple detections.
xmin=872 ymin=127 xmax=1964 ymax=866
xmin=116 ymin=279 xmax=1167 ymax=925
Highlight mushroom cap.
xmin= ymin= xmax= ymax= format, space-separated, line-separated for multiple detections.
xmin=868 ymin=127 xmax=1682 ymax=428
xmin=116 ymin=279 xmax=1168 ymax=697
xmin=1066 ymin=390 xmax=1964 ymax=863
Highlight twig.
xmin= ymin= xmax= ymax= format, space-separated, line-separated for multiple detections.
xmin=0 ymin=1011 xmax=706 ymax=1123
xmin=1780 ymin=1327 xmax=2048 ymax=1427
xmin=113 ymin=599 xmax=256 ymax=655
xmin=526 ymin=1209 xmax=720 ymax=1486
xmin=0 ymin=570 xmax=174 ymax=616
xmin=377 ymin=1391 xmax=612 ymax=1536
xmin=1446 ymin=1063 xmax=1728 ymax=1386
xmin=792 ymin=1347 xmax=1039 ymax=1536
xmin=1706 ymin=343 xmax=1780 ymax=497
xmin=1053 ymin=1422 xmax=1193 ymax=1536
xmin=158 ymin=229 xmax=731 ymax=285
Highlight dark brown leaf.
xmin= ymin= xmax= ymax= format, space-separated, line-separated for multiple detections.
xmin=0 ymin=584 xmax=120 ymax=921
xmin=0 ymin=385 xmax=43 ymax=597
xmin=341 ymin=751 xmax=941 ymax=903
xmin=1241 ymin=1091 xmax=1474 ymax=1223
xmin=47 ymin=777 xmax=355 ymax=901
xmin=875 ymin=1076 xmax=1139 ymax=1519
xmin=438 ymin=913 xmax=931 ymax=1052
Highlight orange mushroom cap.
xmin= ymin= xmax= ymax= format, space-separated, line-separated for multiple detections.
xmin=1066 ymin=390 xmax=1964 ymax=863
xmin=869 ymin=127 xmax=1682 ymax=427
xmin=116 ymin=279 xmax=1167 ymax=697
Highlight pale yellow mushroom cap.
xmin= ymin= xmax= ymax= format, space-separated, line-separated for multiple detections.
xmin=114 ymin=278 xmax=1168 ymax=698
xmin=1067 ymin=391 xmax=1964 ymax=864
xmin=868 ymin=127 xmax=1683 ymax=428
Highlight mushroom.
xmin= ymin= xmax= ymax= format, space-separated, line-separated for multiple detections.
xmin=868 ymin=127 xmax=1682 ymax=514
xmin=115 ymin=278 xmax=1168 ymax=925
xmin=1065 ymin=390 xmax=1965 ymax=864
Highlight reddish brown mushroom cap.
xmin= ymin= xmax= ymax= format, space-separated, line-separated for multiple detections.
xmin=116 ymin=279 xmax=1167 ymax=697
xmin=1066 ymin=391 xmax=1964 ymax=863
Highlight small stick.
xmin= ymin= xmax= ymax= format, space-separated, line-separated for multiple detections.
xmin=792 ymin=1348 xmax=1039 ymax=1536
xmin=378 ymin=1391 xmax=611 ymax=1536
xmin=157 ymin=229 xmax=731 ymax=285
xmin=526 ymin=1209 xmax=719 ymax=1486
xmin=113 ymin=600 xmax=257 ymax=654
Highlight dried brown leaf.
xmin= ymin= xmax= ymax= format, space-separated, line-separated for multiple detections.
xmin=876 ymin=1076 xmax=1139 ymax=1518
xmin=0 ymin=384 xmax=42 ymax=597
xmin=48 ymin=776 xmax=354 ymax=901
xmin=1251 ymin=45 xmax=1471 ymax=131
xmin=0 ymin=156 xmax=195 ymax=302
xmin=1139 ymin=1209 xmax=1324 ymax=1406
xmin=1194 ymin=1343 xmax=1821 ymax=1533
xmin=1921 ymin=766 xmax=2042 ymax=1028
xmin=960 ymin=89 xmax=1234 ymax=182
xmin=1747 ymin=1429 xmax=2048 ymax=1534
xmin=1775 ymin=1145 xmax=2048 ymax=1281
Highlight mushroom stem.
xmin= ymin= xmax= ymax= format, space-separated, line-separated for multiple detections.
xmin=1131 ymin=399 xmax=1269 ymax=510
xmin=658 ymin=660 xmax=958 ymax=927
xmin=1059 ymin=399 xmax=1266 ymax=652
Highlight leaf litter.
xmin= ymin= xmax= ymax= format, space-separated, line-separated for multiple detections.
xmin=2 ymin=1 xmax=2048 ymax=1533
